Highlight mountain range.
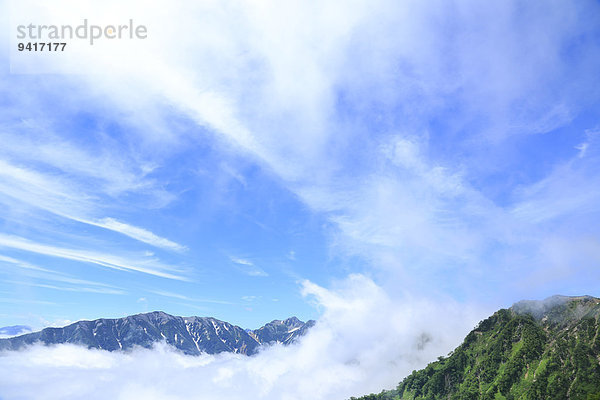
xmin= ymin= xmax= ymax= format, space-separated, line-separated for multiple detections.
xmin=4 ymin=295 xmax=599 ymax=399
xmin=0 ymin=312 xmax=314 ymax=356
xmin=352 ymin=295 xmax=600 ymax=400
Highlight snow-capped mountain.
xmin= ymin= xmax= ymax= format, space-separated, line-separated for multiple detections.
xmin=250 ymin=316 xmax=314 ymax=345
xmin=0 ymin=312 xmax=314 ymax=355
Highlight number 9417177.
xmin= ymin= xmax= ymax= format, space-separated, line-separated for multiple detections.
xmin=18 ymin=42 xmax=67 ymax=51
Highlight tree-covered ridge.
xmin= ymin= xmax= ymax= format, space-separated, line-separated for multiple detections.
xmin=352 ymin=296 xmax=600 ymax=400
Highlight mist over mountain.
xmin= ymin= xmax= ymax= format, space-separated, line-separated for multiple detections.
xmin=352 ymin=295 xmax=600 ymax=400
xmin=0 ymin=325 xmax=32 ymax=338
xmin=0 ymin=312 xmax=314 ymax=355
xmin=0 ymin=274 xmax=496 ymax=400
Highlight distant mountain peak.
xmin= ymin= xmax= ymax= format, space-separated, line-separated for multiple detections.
xmin=251 ymin=316 xmax=315 ymax=346
xmin=283 ymin=316 xmax=303 ymax=327
xmin=0 ymin=312 xmax=314 ymax=356
xmin=262 ymin=316 xmax=304 ymax=329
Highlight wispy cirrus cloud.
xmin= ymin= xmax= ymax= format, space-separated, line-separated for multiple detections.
xmin=5 ymin=0 xmax=599 ymax=303
xmin=511 ymin=130 xmax=600 ymax=224
xmin=5 ymin=281 xmax=125 ymax=295
xmin=0 ymin=298 xmax=56 ymax=306
xmin=83 ymin=218 xmax=187 ymax=252
xmin=0 ymin=129 xmax=154 ymax=196
xmin=8 ymin=0 xmax=598 ymax=308
xmin=0 ymin=254 xmax=125 ymax=292
xmin=0 ymin=254 xmax=51 ymax=273
xmin=0 ymin=234 xmax=187 ymax=281
xmin=229 ymin=256 xmax=268 ymax=277
xmin=0 ymin=159 xmax=185 ymax=252
xmin=148 ymin=290 xmax=234 ymax=305
xmin=26 ymin=0 xmax=594 ymax=281
xmin=0 ymin=156 xmax=186 ymax=251
xmin=0 ymin=159 xmax=91 ymax=219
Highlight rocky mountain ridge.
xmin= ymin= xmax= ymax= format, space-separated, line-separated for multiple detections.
xmin=0 ymin=311 xmax=315 ymax=356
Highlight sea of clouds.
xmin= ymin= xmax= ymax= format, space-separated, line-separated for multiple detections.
xmin=0 ymin=275 xmax=482 ymax=400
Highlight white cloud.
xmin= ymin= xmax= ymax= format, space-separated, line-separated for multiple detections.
xmin=230 ymin=256 xmax=268 ymax=277
xmin=229 ymin=257 xmax=253 ymax=266
xmin=0 ymin=159 xmax=91 ymax=220
xmin=3 ymin=0 xmax=598 ymax=297
xmin=0 ymin=234 xmax=186 ymax=281
xmin=148 ymin=290 xmax=233 ymax=305
xmin=511 ymin=134 xmax=600 ymax=224
xmin=0 ymin=298 xmax=56 ymax=306
xmin=0 ymin=129 xmax=154 ymax=196
xmin=5 ymin=281 xmax=125 ymax=295
xmin=0 ymin=254 xmax=122 ymax=290
xmin=0 ymin=275 xmax=484 ymax=400
xmin=0 ymin=159 xmax=184 ymax=251
xmin=87 ymin=218 xmax=186 ymax=252
xmin=0 ymin=254 xmax=51 ymax=272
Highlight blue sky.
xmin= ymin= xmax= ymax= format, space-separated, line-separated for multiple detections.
xmin=1 ymin=0 xmax=600 ymax=331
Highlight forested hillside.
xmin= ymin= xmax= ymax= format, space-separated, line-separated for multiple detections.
xmin=352 ymin=296 xmax=600 ymax=400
